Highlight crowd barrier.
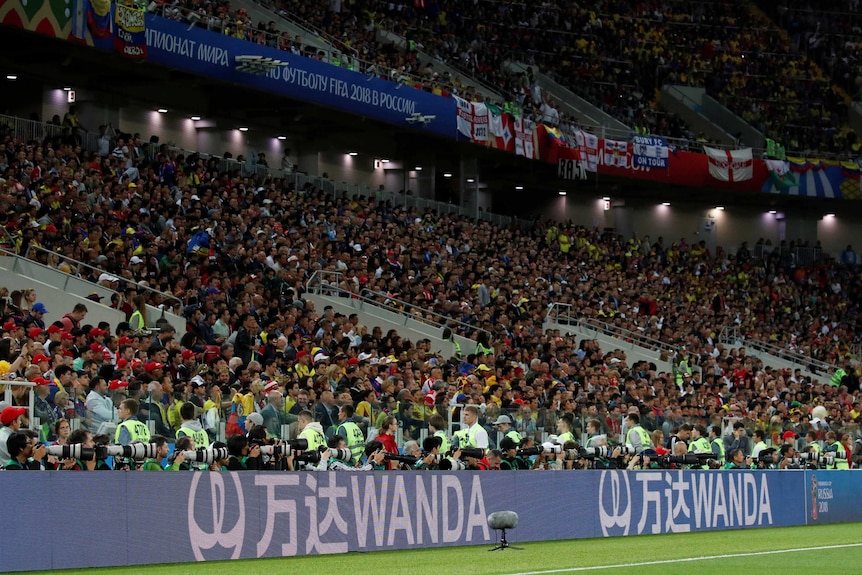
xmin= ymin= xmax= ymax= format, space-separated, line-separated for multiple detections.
xmin=1 ymin=469 xmax=859 ymax=571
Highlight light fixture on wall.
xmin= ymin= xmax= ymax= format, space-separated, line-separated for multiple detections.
xmin=715 ymin=206 xmax=725 ymax=211
xmin=443 ymin=172 xmax=453 ymax=178
xmin=348 ymin=151 xmax=358 ymax=156
xmin=558 ymin=191 xmax=567 ymax=196
xmin=414 ymin=166 xmax=423 ymax=170
xmin=662 ymin=202 xmax=670 ymax=206
xmin=825 ymin=213 xmax=835 ymax=218
xmin=63 ymin=86 xmax=72 ymax=91
xmin=602 ymin=196 xmax=610 ymax=201
xmin=768 ymin=210 xmax=776 ymax=214
xmin=466 ymin=178 xmax=475 ymax=183
xmin=277 ymin=135 xmax=286 ymax=140
xmin=380 ymin=159 xmax=390 ymax=163
xmin=190 ymin=116 xmax=201 ymax=121
xmin=515 ymin=185 xmax=524 ymax=190
xmin=157 ymin=108 xmax=168 ymax=113
xmin=238 ymin=127 xmax=249 ymax=132
xmin=6 ymin=74 xmax=17 ymax=80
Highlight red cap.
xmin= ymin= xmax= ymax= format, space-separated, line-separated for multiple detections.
xmin=116 ymin=359 xmax=129 ymax=369
xmin=348 ymin=358 xmax=359 ymax=365
xmin=181 ymin=349 xmax=196 ymax=360
xmin=47 ymin=325 xmax=63 ymax=334
xmin=108 ymin=380 xmax=129 ymax=391
xmin=31 ymin=354 xmax=51 ymax=364
xmin=31 ymin=377 xmax=51 ymax=386
xmin=89 ymin=343 xmax=103 ymax=353
xmin=296 ymin=350 xmax=307 ymax=359
xmin=263 ymin=381 xmax=279 ymax=394
xmin=3 ymin=321 xmax=17 ymax=331
xmin=130 ymin=358 xmax=144 ymax=369
xmin=44 ymin=224 xmax=58 ymax=233
xmin=144 ymin=362 xmax=164 ymax=373
xmin=28 ymin=328 xmax=43 ymax=339
xmin=0 ymin=406 xmax=26 ymax=426
xmin=61 ymin=332 xmax=75 ymax=340
xmin=117 ymin=336 xmax=133 ymax=346
xmin=89 ymin=327 xmax=107 ymax=337
xmin=782 ymin=431 xmax=798 ymax=440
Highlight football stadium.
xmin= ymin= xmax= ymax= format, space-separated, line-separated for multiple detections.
xmin=1 ymin=0 xmax=862 ymax=572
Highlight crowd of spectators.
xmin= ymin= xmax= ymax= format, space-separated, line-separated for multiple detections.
xmin=760 ymin=1 xmax=862 ymax=103
xmin=229 ymin=0 xmax=852 ymax=155
xmin=2 ymin=110 xmax=862 ymax=470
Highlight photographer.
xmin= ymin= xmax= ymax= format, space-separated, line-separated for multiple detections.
xmin=247 ymin=426 xmax=292 ymax=470
xmin=208 ymin=441 xmax=231 ymax=471
xmin=500 ymin=437 xmax=529 ymax=470
xmin=226 ymin=434 xmax=261 ymax=470
xmin=417 ymin=436 xmax=445 ymax=470
xmin=172 ymin=436 xmax=197 ymax=471
xmin=3 ymin=431 xmax=46 ymax=470
xmin=316 ymin=436 xmax=386 ymax=471
xmin=142 ymin=435 xmax=184 ymax=471
xmin=778 ymin=444 xmax=796 ymax=469
xmin=725 ymin=448 xmax=753 ymax=469
xmin=65 ymin=429 xmax=96 ymax=471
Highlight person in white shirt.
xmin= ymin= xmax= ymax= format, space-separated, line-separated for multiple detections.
xmin=85 ymin=377 xmax=116 ymax=433
xmin=463 ymin=405 xmax=489 ymax=449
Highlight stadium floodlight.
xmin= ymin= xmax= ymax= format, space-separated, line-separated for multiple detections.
xmin=235 ymin=55 xmax=289 ymax=76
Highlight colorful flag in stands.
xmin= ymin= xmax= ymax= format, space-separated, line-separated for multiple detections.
xmin=765 ymin=159 xmax=798 ymax=191
xmin=704 ymin=147 xmax=753 ymax=182
xmin=514 ymin=117 xmax=537 ymax=159
xmin=603 ymin=139 xmax=630 ymax=168
xmin=454 ymin=96 xmax=488 ymax=144
xmin=114 ymin=3 xmax=147 ymax=59
xmin=632 ymin=135 xmax=669 ymax=168
xmin=573 ymin=130 xmax=599 ymax=172
xmin=538 ymin=124 xmax=578 ymax=165
xmin=486 ymin=105 xmax=515 ymax=153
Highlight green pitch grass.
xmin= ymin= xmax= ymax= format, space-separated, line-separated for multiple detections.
xmin=26 ymin=523 xmax=862 ymax=575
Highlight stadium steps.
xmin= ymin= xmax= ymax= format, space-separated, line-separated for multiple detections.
xmin=664 ymin=85 xmax=765 ymax=148
xmin=502 ymin=61 xmax=631 ymax=136
xmin=231 ymin=0 xmax=339 ymax=55
xmin=0 ymin=250 xmax=186 ymax=334
xmin=304 ymin=271 xmax=488 ymax=359
xmin=659 ymin=86 xmax=738 ymax=145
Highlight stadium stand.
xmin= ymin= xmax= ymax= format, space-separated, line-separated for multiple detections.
xmin=1 ymin=100 xmax=861 ymax=472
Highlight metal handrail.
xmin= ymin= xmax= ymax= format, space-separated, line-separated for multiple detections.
xmin=252 ymin=0 xmax=360 ymax=61
xmin=545 ymin=302 xmax=680 ymax=357
xmin=304 ymin=271 xmax=492 ymax=340
xmin=0 ymin=113 xmax=101 ymax=151
xmin=0 ymin=244 xmax=124 ymax=304
xmin=22 ymin=244 xmax=183 ymax=313
xmin=359 ymin=288 xmax=494 ymax=341
xmin=720 ymin=325 xmax=838 ymax=374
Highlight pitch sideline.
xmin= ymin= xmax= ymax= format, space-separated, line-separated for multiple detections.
xmin=503 ymin=542 xmax=862 ymax=574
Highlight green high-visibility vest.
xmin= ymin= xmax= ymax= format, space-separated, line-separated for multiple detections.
xmin=434 ymin=430 xmax=451 ymax=454
xmin=178 ymin=424 xmax=210 ymax=449
xmin=338 ymin=421 xmax=365 ymax=462
xmin=299 ymin=427 xmax=326 ymax=453
xmin=115 ymin=419 xmax=151 ymax=444
xmin=830 ymin=369 xmax=846 ymax=388
xmin=557 ymin=431 xmax=575 ymax=445
xmin=627 ymin=426 xmax=653 ymax=452
xmin=711 ymin=437 xmax=726 ymax=462
xmin=828 ymin=441 xmax=849 ymax=469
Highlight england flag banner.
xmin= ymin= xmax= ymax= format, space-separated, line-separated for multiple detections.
xmin=454 ymin=96 xmax=488 ymax=144
xmin=704 ymin=146 xmax=753 ymax=182
xmin=633 ymin=135 xmax=669 ymax=168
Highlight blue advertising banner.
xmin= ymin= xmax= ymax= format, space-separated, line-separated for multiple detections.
xmin=633 ymin=135 xmax=669 ymax=168
xmin=805 ymin=470 xmax=862 ymax=524
xmin=0 ymin=470 xmax=857 ymax=572
xmin=138 ymin=15 xmax=455 ymax=137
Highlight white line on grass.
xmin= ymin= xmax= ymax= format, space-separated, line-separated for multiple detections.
xmin=503 ymin=543 xmax=862 ymax=575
